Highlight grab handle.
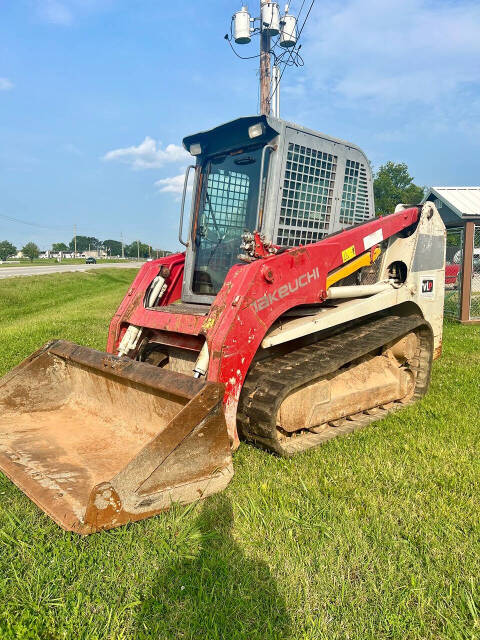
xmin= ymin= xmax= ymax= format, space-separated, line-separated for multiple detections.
xmin=179 ymin=165 xmax=195 ymax=247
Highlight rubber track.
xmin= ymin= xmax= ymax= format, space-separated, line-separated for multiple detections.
xmin=237 ymin=315 xmax=433 ymax=456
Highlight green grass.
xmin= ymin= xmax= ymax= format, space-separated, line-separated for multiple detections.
xmin=0 ymin=258 xmax=141 ymax=268
xmin=0 ymin=271 xmax=479 ymax=640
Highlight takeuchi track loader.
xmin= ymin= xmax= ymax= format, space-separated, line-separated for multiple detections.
xmin=0 ymin=116 xmax=446 ymax=533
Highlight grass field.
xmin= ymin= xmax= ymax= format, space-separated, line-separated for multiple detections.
xmin=0 ymin=270 xmax=479 ymax=640
xmin=0 ymin=258 xmax=140 ymax=268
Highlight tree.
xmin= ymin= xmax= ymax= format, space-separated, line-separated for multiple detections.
xmin=103 ymin=239 xmax=123 ymax=256
xmin=125 ymin=241 xmax=150 ymax=259
xmin=22 ymin=242 xmax=40 ymax=261
xmin=373 ymin=162 xmax=425 ymax=216
xmin=0 ymin=240 xmax=17 ymax=261
xmin=69 ymin=236 xmax=100 ymax=252
xmin=52 ymin=242 xmax=69 ymax=252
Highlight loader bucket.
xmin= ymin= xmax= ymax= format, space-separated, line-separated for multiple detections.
xmin=0 ymin=341 xmax=233 ymax=534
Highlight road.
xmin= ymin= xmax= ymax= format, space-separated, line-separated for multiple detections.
xmin=0 ymin=262 xmax=144 ymax=280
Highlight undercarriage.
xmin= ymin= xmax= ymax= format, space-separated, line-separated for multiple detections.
xmin=238 ymin=314 xmax=433 ymax=455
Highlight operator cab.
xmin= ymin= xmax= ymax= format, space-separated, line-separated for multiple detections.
xmin=179 ymin=115 xmax=374 ymax=304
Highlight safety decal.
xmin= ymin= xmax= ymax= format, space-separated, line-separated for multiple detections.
xmin=420 ymin=276 xmax=435 ymax=299
xmin=363 ymin=228 xmax=383 ymax=251
xmin=341 ymin=245 xmax=356 ymax=263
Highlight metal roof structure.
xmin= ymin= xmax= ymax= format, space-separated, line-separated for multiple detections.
xmin=423 ymin=187 xmax=480 ymax=219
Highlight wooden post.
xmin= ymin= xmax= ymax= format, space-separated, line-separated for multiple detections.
xmin=260 ymin=0 xmax=271 ymax=116
xmin=460 ymin=221 xmax=474 ymax=322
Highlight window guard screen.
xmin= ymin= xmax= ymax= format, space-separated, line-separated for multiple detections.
xmin=339 ymin=159 xmax=371 ymax=225
xmin=205 ymin=171 xmax=250 ymax=233
xmin=276 ymin=142 xmax=337 ymax=247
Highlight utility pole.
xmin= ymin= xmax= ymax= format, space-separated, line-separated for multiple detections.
xmin=230 ymin=3 xmax=298 ymax=118
xmin=137 ymin=240 xmax=140 ymax=260
xmin=259 ymin=0 xmax=271 ymax=116
xmin=121 ymin=232 xmax=124 ymax=259
xmin=74 ymin=224 xmax=77 ymax=257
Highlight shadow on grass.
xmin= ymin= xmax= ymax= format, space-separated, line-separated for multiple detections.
xmin=134 ymin=494 xmax=291 ymax=640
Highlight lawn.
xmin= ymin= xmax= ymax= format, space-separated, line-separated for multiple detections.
xmin=0 ymin=270 xmax=479 ymax=640
xmin=0 ymin=258 xmax=140 ymax=268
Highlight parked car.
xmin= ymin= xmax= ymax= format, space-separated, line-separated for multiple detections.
xmin=445 ymin=256 xmax=480 ymax=287
xmin=85 ymin=257 xmax=96 ymax=264
xmin=452 ymin=248 xmax=480 ymax=265
xmin=445 ymin=263 xmax=460 ymax=285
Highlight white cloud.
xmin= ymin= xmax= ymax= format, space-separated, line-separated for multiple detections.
xmin=39 ymin=1 xmax=73 ymax=25
xmin=37 ymin=0 xmax=113 ymax=26
xmin=0 ymin=78 xmax=13 ymax=91
xmin=301 ymin=0 xmax=480 ymax=105
xmin=103 ymin=137 xmax=189 ymax=169
xmin=155 ymin=173 xmax=191 ymax=195
xmin=63 ymin=143 xmax=82 ymax=155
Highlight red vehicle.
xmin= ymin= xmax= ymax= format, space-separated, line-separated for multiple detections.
xmin=445 ymin=263 xmax=460 ymax=285
xmin=0 ymin=116 xmax=446 ymax=533
xmin=446 ymin=250 xmax=480 ymax=285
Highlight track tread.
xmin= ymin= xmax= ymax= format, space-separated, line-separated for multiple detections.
xmin=237 ymin=315 xmax=433 ymax=456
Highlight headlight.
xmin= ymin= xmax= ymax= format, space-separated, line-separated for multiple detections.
xmin=248 ymin=123 xmax=265 ymax=139
xmin=189 ymin=143 xmax=202 ymax=156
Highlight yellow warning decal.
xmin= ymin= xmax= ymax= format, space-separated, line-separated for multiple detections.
xmin=341 ymin=245 xmax=356 ymax=263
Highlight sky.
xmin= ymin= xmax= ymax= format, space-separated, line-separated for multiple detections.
xmin=1 ymin=0 xmax=479 ymax=252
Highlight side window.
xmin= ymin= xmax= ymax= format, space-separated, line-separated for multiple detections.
xmin=276 ymin=143 xmax=337 ymax=247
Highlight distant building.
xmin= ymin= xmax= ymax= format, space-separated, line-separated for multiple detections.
xmin=41 ymin=250 xmax=76 ymax=259
xmin=84 ymin=249 xmax=107 ymax=259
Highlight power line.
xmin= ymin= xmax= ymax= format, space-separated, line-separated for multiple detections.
xmin=0 ymin=213 xmax=72 ymax=230
xmin=295 ymin=0 xmax=307 ymax=25
xmin=270 ymin=0 xmax=314 ymax=104
xmin=225 ymin=34 xmax=262 ymax=60
xmin=297 ymin=0 xmax=315 ymax=41
xmin=0 ymin=212 xmax=132 ymax=239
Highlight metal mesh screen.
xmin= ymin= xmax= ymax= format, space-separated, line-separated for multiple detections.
xmin=201 ymin=171 xmax=250 ymax=272
xmin=206 ymin=170 xmax=249 ymax=231
xmin=339 ymin=160 xmax=371 ymax=225
xmin=470 ymin=225 xmax=480 ymax=319
xmin=276 ymin=143 xmax=337 ymax=247
xmin=444 ymin=227 xmax=463 ymax=320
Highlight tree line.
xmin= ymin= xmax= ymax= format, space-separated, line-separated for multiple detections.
xmin=0 ymin=241 xmax=40 ymax=261
xmin=0 ymin=238 xmax=171 ymax=261
xmin=62 ymin=237 xmax=169 ymax=258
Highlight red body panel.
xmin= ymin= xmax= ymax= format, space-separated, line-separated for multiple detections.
xmin=107 ymin=253 xmax=188 ymax=352
xmin=107 ymin=208 xmax=420 ymax=447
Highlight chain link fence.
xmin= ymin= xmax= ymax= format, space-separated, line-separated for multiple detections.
xmin=444 ymin=227 xmax=463 ymax=320
xmin=470 ymin=225 xmax=480 ymax=320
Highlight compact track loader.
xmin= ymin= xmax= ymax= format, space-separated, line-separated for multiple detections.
xmin=0 ymin=116 xmax=446 ymax=533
